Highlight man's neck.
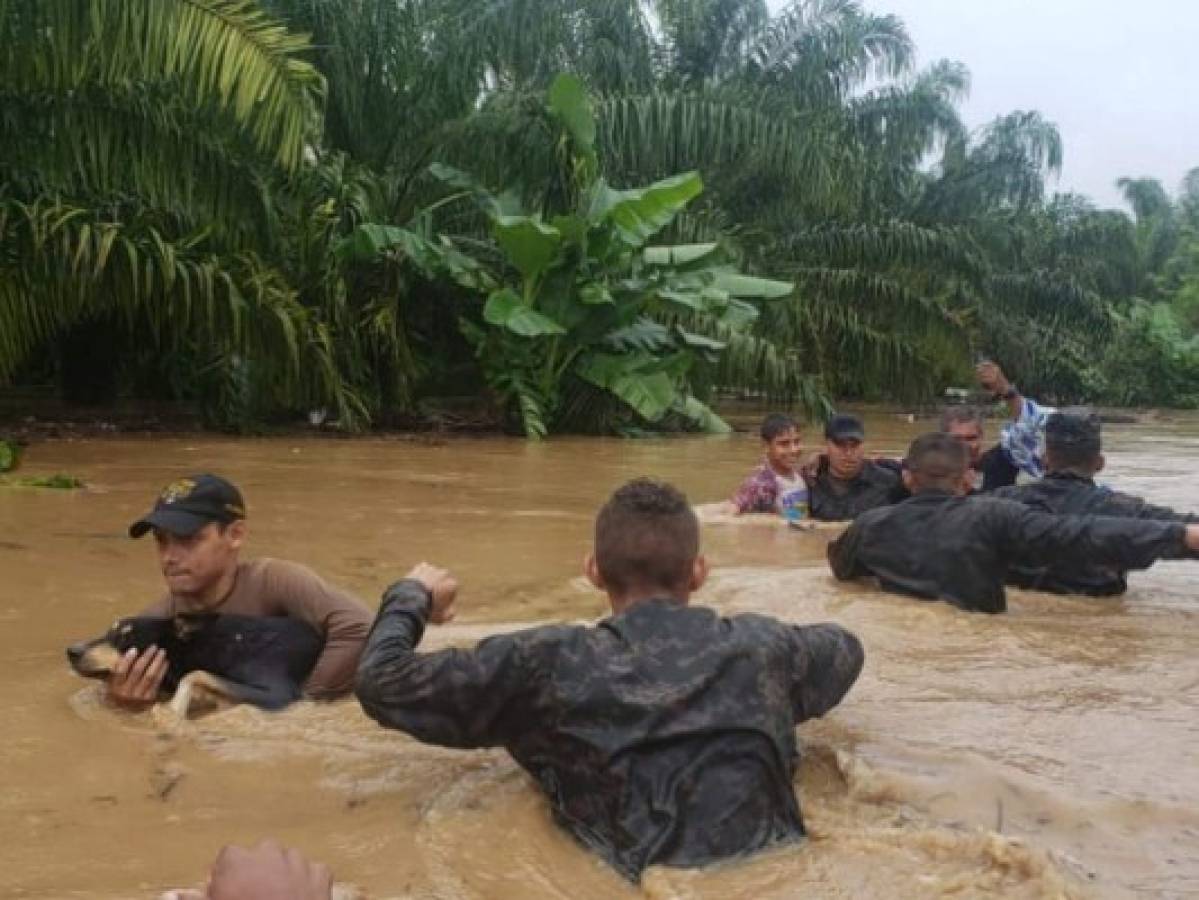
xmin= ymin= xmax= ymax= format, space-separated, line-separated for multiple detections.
xmin=175 ymin=562 xmax=240 ymax=610
xmin=609 ymin=592 xmax=688 ymax=616
xmin=1047 ymin=469 xmax=1096 ymax=482
xmin=766 ymin=459 xmax=797 ymax=479
xmin=829 ymin=465 xmax=863 ymax=483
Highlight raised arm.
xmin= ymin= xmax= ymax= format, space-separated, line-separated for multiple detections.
xmin=354 ymin=571 xmax=527 ymax=749
xmin=977 ymin=362 xmax=1054 ymax=477
xmin=787 ymin=623 xmax=865 ymax=722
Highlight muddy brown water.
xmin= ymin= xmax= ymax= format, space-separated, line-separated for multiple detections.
xmin=1 ymin=411 xmax=1197 ymax=898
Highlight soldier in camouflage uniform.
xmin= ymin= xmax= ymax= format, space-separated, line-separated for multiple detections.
xmin=355 ymin=478 xmax=864 ymax=882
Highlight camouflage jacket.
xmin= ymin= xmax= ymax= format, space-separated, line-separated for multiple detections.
xmin=827 ymin=491 xmax=1190 ymax=613
xmin=355 ymin=583 xmax=864 ymax=881
xmin=993 ymin=473 xmax=1199 ymax=595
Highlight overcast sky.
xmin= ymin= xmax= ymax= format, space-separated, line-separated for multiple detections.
xmin=768 ymin=0 xmax=1199 ymax=210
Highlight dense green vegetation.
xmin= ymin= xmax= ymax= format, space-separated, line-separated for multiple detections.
xmin=3 ymin=0 xmax=1198 ymax=433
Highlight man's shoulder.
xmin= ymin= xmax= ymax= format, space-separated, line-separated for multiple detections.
xmin=861 ymin=460 xmax=901 ymax=485
xmin=854 ymin=498 xmax=897 ymax=520
xmin=991 ymin=483 xmax=1035 ymax=501
xmin=236 ymin=557 xmax=367 ymax=610
xmin=240 ymin=556 xmax=320 ymax=585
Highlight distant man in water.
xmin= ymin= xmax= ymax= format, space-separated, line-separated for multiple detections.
xmin=805 ymin=413 xmax=903 ymax=521
xmin=994 ymin=409 xmax=1198 ymax=595
xmin=107 ymin=473 xmax=372 ymax=709
xmin=729 ymin=413 xmax=809 ymax=518
xmin=827 ymin=433 xmax=1199 ymax=613
xmin=940 ymin=360 xmax=1053 ymax=492
xmin=939 ymin=406 xmax=1018 ymax=492
xmin=356 ymin=478 xmax=864 ymax=881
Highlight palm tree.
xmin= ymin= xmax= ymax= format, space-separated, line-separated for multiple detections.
xmin=0 ymin=0 xmax=382 ymax=424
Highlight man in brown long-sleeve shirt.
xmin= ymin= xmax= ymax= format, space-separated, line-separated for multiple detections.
xmin=107 ymin=473 xmax=372 ymax=708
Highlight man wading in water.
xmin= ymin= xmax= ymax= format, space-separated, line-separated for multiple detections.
xmin=109 ymin=473 xmax=372 ymax=707
xmin=355 ymin=478 xmax=864 ymax=881
xmin=828 ymin=433 xmax=1199 ymax=613
xmin=995 ymin=409 xmax=1199 ymax=595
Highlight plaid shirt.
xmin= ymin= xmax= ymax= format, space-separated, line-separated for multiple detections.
xmin=732 ymin=461 xmax=802 ymax=514
xmin=1000 ymin=396 xmax=1055 ymax=479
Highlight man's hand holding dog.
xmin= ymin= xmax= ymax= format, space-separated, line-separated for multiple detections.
xmin=106 ymin=645 xmax=168 ymax=709
xmin=406 ymin=562 xmax=459 ymax=625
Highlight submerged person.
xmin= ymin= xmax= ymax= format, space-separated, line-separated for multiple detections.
xmin=356 ymin=478 xmax=864 ymax=881
xmin=805 ymin=413 xmax=903 ymax=521
xmin=827 ymin=433 xmax=1199 ymax=613
xmin=729 ymin=413 xmax=810 ymax=519
xmin=107 ymin=473 xmax=373 ymax=709
xmin=994 ymin=409 xmax=1198 ymax=595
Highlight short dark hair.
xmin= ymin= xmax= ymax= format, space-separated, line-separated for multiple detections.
xmin=1045 ymin=409 xmax=1102 ymax=472
xmin=760 ymin=413 xmax=798 ymax=441
xmin=595 ymin=478 xmax=699 ymax=596
xmin=939 ymin=406 xmax=983 ymax=432
xmin=905 ymin=432 xmax=968 ymax=490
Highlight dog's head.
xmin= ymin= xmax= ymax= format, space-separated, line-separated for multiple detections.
xmin=66 ymin=617 xmax=179 ymax=679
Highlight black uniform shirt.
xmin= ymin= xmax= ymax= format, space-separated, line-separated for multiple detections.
xmin=993 ymin=473 xmax=1198 ymax=594
xmin=827 ymin=491 xmax=1188 ymax=612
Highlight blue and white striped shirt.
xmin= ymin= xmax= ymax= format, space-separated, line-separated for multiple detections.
xmin=1000 ymin=396 xmax=1055 ymax=479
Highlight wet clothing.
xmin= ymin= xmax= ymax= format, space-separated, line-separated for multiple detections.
xmin=355 ymin=581 xmax=864 ymax=881
xmin=731 ymin=461 xmax=805 ymax=515
xmin=827 ymin=491 xmax=1190 ymax=613
xmin=1001 ymin=396 xmax=1056 ymax=478
xmin=977 ymin=444 xmax=1019 ymax=492
xmin=140 ymin=557 xmax=372 ymax=699
xmin=994 ymin=473 xmax=1199 ymax=595
xmin=806 ymin=458 xmax=903 ymax=521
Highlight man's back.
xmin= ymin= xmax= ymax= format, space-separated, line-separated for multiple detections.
xmin=993 ymin=474 xmax=1197 ymax=595
xmin=827 ymin=492 xmax=1188 ymax=613
xmin=355 ymin=586 xmax=863 ymax=880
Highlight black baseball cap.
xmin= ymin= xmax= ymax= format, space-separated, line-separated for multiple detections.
xmin=1045 ymin=408 xmax=1101 ymax=454
xmin=825 ymin=413 xmax=865 ymax=443
xmin=129 ymin=474 xmax=247 ymax=538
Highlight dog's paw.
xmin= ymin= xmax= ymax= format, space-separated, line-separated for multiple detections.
xmin=151 ymin=702 xmax=188 ymax=733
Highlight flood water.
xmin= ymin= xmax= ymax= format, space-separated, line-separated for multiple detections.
xmin=1 ymin=410 xmax=1197 ymax=898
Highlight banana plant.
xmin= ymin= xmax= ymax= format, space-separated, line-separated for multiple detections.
xmin=340 ymin=74 xmax=792 ymax=437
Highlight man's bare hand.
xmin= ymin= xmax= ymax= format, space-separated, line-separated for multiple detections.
xmin=405 ymin=562 xmax=459 ymax=625
xmin=106 ymin=645 xmax=168 ymax=709
xmin=975 ymin=361 xmax=1011 ymax=396
xmin=206 ymin=839 xmax=332 ymax=900
xmin=1185 ymin=525 xmax=1199 ymax=553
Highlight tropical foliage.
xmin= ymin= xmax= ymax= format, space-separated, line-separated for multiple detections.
xmin=341 ymin=76 xmax=793 ymax=436
xmin=3 ymin=0 xmax=1199 ymax=432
